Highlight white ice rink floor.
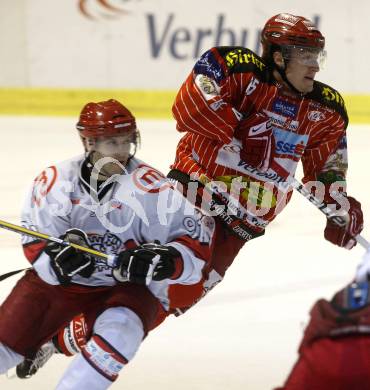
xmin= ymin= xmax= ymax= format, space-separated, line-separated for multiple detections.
xmin=0 ymin=116 xmax=369 ymax=389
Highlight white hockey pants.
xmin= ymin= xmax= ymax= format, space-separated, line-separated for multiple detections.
xmin=0 ymin=342 xmax=23 ymax=374
xmin=56 ymin=306 xmax=144 ymax=390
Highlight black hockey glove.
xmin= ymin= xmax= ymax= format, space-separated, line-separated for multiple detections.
xmin=112 ymin=242 xmax=182 ymax=285
xmin=45 ymin=228 xmax=95 ymax=285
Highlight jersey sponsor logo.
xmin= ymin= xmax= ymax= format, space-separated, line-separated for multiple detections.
xmin=272 ymin=98 xmax=298 ymax=118
xmin=83 ymin=335 xmax=126 ymax=381
xmin=194 ymin=50 xmax=224 ymax=83
xmin=31 ymin=166 xmax=58 ymax=206
xmin=245 ymin=77 xmax=260 ymax=95
xmin=308 ymin=100 xmax=335 ymax=115
xmin=320 ymin=151 xmax=348 ymax=174
xmin=209 ymin=181 xmax=268 ymax=228
xmin=263 ymin=109 xmax=299 ymax=132
xmin=210 ymin=99 xmax=227 ymax=111
xmin=63 ymin=314 xmax=87 ymax=355
xmin=249 ymin=121 xmax=271 ymax=136
xmin=275 ymin=140 xmax=305 ymax=158
xmin=197 ymin=75 xmax=217 ymax=94
xmin=215 ymin=139 xmax=290 ymax=189
xmin=183 ymin=209 xmax=215 ymax=245
xmin=308 ymin=100 xmax=322 ymax=109
xmin=322 ymin=87 xmax=345 ymax=107
xmin=133 ymin=165 xmax=172 ymax=193
xmin=88 ymin=232 xmax=124 ymax=271
xmin=88 ymin=232 xmax=124 ymax=255
xmin=195 ymin=74 xmax=220 ymax=101
xmin=215 ymin=175 xmax=277 ymax=208
xmin=236 ymin=160 xmax=288 ymax=185
xmin=320 ymin=135 xmax=347 ymax=175
xmin=225 ymin=49 xmax=266 ymax=72
xmin=308 ymin=110 xmax=326 ymax=121
xmin=273 ymin=128 xmax=308 ymax=160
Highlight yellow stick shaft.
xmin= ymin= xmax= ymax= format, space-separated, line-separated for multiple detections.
xmin=0 ymin=219 xmax=110 ymax=260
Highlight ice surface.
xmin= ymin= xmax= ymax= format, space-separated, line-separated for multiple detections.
xmin=0 ymin=117 xmax=368 ymax=389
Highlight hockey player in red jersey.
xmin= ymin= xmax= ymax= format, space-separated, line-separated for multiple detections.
xmin=0 ymin=99 xmax=215 ymax=389
xmin=167 ymin=13 xmax=364 ymax=310
xmin=276 ymin=280 xmax=370 ymax=390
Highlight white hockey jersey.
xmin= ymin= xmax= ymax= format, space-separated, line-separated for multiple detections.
xmin=21 ymin=154 xmax=215 ymax=310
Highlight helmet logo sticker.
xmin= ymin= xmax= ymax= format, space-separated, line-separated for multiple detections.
xmin=275 ymin=14 xmax=300 ymax=26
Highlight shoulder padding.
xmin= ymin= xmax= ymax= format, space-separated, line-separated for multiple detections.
xmin=216 ymin=46 xmax=268 ymax=79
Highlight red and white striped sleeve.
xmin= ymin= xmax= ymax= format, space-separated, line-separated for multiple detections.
xmin=172 ymin=48 xmax=243 ymax=144
xmin=301 ymin=115 xmax=347 ymax=188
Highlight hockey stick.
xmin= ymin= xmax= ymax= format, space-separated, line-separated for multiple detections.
xmin=198 ymin=166 xmax=369 ymax=250
xmin=0 ymin=219 xmax=117 ymax=267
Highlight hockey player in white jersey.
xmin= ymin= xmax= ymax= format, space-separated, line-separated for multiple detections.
xmin=0 ymin=99 xmax=215 ymax=389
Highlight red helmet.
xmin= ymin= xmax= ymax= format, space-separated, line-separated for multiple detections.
xmin=261 ymin=13 xmax=325 ymax=60
xmin=76 ymin=99 xmax=136 ymax=138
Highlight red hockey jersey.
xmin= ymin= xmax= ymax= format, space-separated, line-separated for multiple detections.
xmin=172 ymin=46 xmax=349 ymax=231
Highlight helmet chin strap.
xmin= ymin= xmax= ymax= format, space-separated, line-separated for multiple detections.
xmin=274 ymin=62 xmax=305 ymax=96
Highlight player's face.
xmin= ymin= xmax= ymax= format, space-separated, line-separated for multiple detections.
xmin=284 ymin=47 xmax=322 ymax=93
xmin=87 ymin=131 xmax=136 ymax=165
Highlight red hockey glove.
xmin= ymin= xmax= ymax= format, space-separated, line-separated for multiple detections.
xmin=234 ymin=113 xmax=273 ymax=171
xmin=324 ymin=196 xmax=363 ymax=249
